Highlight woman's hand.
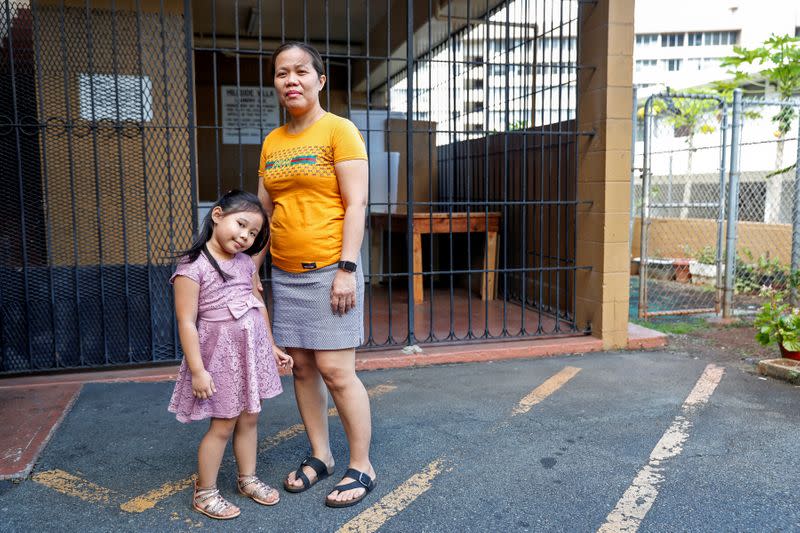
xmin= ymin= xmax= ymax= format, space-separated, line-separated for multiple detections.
xmin=330 ymin=270 xmax=356 ymax=315
xmin=191 ymin=369 xmax=216 ymax=400
xmin=273 ymin=345 xmax=293 ymax=370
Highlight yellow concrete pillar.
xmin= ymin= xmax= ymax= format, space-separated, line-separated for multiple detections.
xmin=575 ymin=0 xmax=634 ymax=349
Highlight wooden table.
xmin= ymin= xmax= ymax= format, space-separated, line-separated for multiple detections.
xmin=369 ymin=212 xmax=501 ymax=305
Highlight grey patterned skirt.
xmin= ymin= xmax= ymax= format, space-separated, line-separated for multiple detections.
xmin=270 ymin=261 xmax=364 ymax=350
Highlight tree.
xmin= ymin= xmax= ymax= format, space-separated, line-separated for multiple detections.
xmin=718 ymin=34 xmax=800 ymax=176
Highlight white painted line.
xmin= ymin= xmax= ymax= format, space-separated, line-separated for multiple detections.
xmin=598 ymin=364 xmax=725 ymax=533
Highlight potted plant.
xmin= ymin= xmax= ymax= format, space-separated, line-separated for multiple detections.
xmin=754 ymin=273 xmax=800 ymax=361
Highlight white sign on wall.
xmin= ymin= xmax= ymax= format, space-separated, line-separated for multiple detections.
xmin=79 ymin=74 xmax=153 ymax=121
xmin=221 ymin=85 xmax=280 ymax=145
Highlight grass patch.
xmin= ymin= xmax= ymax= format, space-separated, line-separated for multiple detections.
xmin=632 ymin=318 xmax=709 ymax=335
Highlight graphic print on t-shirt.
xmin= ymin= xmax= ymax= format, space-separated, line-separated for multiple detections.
xmin=261 ymin=145 xmax=334 ymax=180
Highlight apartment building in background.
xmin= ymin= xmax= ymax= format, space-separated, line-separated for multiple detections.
xmin=633 ymin=0 xmax=800 ymax=96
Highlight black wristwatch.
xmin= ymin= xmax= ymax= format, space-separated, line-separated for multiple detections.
xmin=338 ymin=260 xmax=357 ymax=273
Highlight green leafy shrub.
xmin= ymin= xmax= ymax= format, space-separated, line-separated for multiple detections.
xmin=754 ymin=271 xmax=800 ymax=350
xmin=734 ymin=250 xmax=789 ymax=294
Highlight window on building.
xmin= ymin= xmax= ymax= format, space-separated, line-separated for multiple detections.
xmin=467 ymin=123 xmax=484 ymax=132
xmin=703 ymin=58 xmax=721 ymax=69
xmin=704 ymin=31 xmax=738 ymax=46
xmin=635 ymin=59 xmax=658 ymax=73
xmin=79 ymin=74 xmax=153 ymax=121
xmin=737 ymin=182 xmax=766 ymax=222
xmin=795 ymin=27 xmax=799 ymax=37
xmin=636 ymin=33 xmax=659 ymax=47
xmin=661 ymin=33 xmax=684 ymax=47
xmin=666 ymin=59 xmax=682 ymax=71
xmin=465 ymin=78 xmax=484 ymax=90
xmin=466 ymin=101 xmax=484 ymax=113
xmin=688 ymin=32 xmax=703 ymax=46
xmin=687 ymin=183 xmax=719 ymax=219
xmin=686 ymin=58 xmax=703 ymax=71
xmin=488 ymin=39 xmax=504 ymax=55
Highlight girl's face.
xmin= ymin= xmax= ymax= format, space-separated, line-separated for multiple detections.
xmin=209 ymin=207 xmax=264 ymax=258
xmin=273 ymin=47 xmax=325 ymax=116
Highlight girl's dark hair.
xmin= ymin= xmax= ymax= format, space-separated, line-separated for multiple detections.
xmin=176 ymin=189 xmax=269 ymax=281
xmin=271 ymin=41 xmax=325 ymax=79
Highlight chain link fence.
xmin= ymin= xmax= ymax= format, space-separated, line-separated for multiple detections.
xmin=632 ymin=91 xmax=800 ymax=320
xmin=733 ymin=99 xmax=800 ymax=307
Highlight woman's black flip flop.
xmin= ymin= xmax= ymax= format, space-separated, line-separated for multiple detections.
xmin=324 ymin=468 xmax=376 ymax=508
xmin=283 ymin=456 xmax=333 ymax=493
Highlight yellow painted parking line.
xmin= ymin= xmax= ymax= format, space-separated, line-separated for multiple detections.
xmin=336 ymin=459 xmax=446 ymax=533
xmin=598 ymin=364 xmax=725 ymax=533
xmin=119 ymin=475 xmax=197 ymax=513
xmin=512 ymin=366 xmax=581 ymax=416
xmin=120 ymin=382 xmax=397 ymax=513
xmin=32 ymin=469 xmax=115 ymax=504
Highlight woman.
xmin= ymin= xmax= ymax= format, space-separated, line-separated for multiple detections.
xmin=255 ymin=41 xmax=375 ymax=508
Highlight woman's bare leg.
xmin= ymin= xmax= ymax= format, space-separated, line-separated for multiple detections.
xmin=285 ymin=348 xmax=335 ymax=489
xmin=315 ymin=348 xmax=375 ymax=504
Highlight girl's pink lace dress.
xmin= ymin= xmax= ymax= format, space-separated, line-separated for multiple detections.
xmin=168 ymin=252 xmax=283 ymax=423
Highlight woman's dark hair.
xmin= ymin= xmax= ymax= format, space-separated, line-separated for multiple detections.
xmin=175 ymin=189 xmax=269 ymax=281
xmin=271 ymin=41 xmax=325 ymax=79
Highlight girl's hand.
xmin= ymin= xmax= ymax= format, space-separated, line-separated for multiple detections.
xmin=330 ymin=270 xmax=356 ymax=315
xmin=273 ymin=345 xmax=293 ymax=370
xmin=191 ymin=369 xmax=216 ymax=400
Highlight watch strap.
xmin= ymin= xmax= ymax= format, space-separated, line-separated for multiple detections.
xmin=338 ymin=260 xmax=357 ymax=272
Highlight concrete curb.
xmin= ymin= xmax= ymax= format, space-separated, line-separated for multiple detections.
xmin=757 ymin=358 xmax=800 ymax=384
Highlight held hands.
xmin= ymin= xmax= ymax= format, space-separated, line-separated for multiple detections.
xmin=191 ymin=369 xmax=216 ymax=400
xmin=330 ymin=269 xmax=356 ymax=315
xmin=273 ymin=345 xmax=293 ymax=370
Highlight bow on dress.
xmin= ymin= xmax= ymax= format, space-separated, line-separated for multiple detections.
xmin=199 ymin=294 xmax=266 ymax=322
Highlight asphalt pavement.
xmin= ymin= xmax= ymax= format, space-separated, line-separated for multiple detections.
xmin=0 ymin=349 xmax=798 ymax=532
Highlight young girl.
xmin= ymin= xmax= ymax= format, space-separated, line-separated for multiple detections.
xmin=168 ymin=189 xmax=293 ymax=520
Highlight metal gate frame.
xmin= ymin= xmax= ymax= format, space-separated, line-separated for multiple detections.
xmin=638 ymin=91 xmax=728 ymax=319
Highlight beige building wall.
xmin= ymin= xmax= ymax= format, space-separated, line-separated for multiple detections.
xmin=36 ymin=0 xmax=193 ymax=266
xmin=576 ymin=0 xmax=634 ymax=349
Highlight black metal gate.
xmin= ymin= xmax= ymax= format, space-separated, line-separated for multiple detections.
xmin=1 ymin=0 xmax=196 ymax=373
xmin=2 ymin=0 xmax=585 ymax=374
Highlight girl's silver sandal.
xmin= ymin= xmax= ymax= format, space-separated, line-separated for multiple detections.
xmin=192 ymin=483 xmax=241 ymax=520
xmin=238 ymin=475 xmax=280 ymax=506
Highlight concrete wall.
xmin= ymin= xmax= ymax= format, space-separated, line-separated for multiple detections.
xmin=631 ymin=216 xmax=793 ymax=265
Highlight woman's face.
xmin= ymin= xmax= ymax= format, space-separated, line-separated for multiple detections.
xmin=273 ymin=47 xmax=326 ymax=116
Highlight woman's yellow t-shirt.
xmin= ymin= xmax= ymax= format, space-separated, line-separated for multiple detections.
xmin=258 ymin=112 xmax=367 ymax=273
